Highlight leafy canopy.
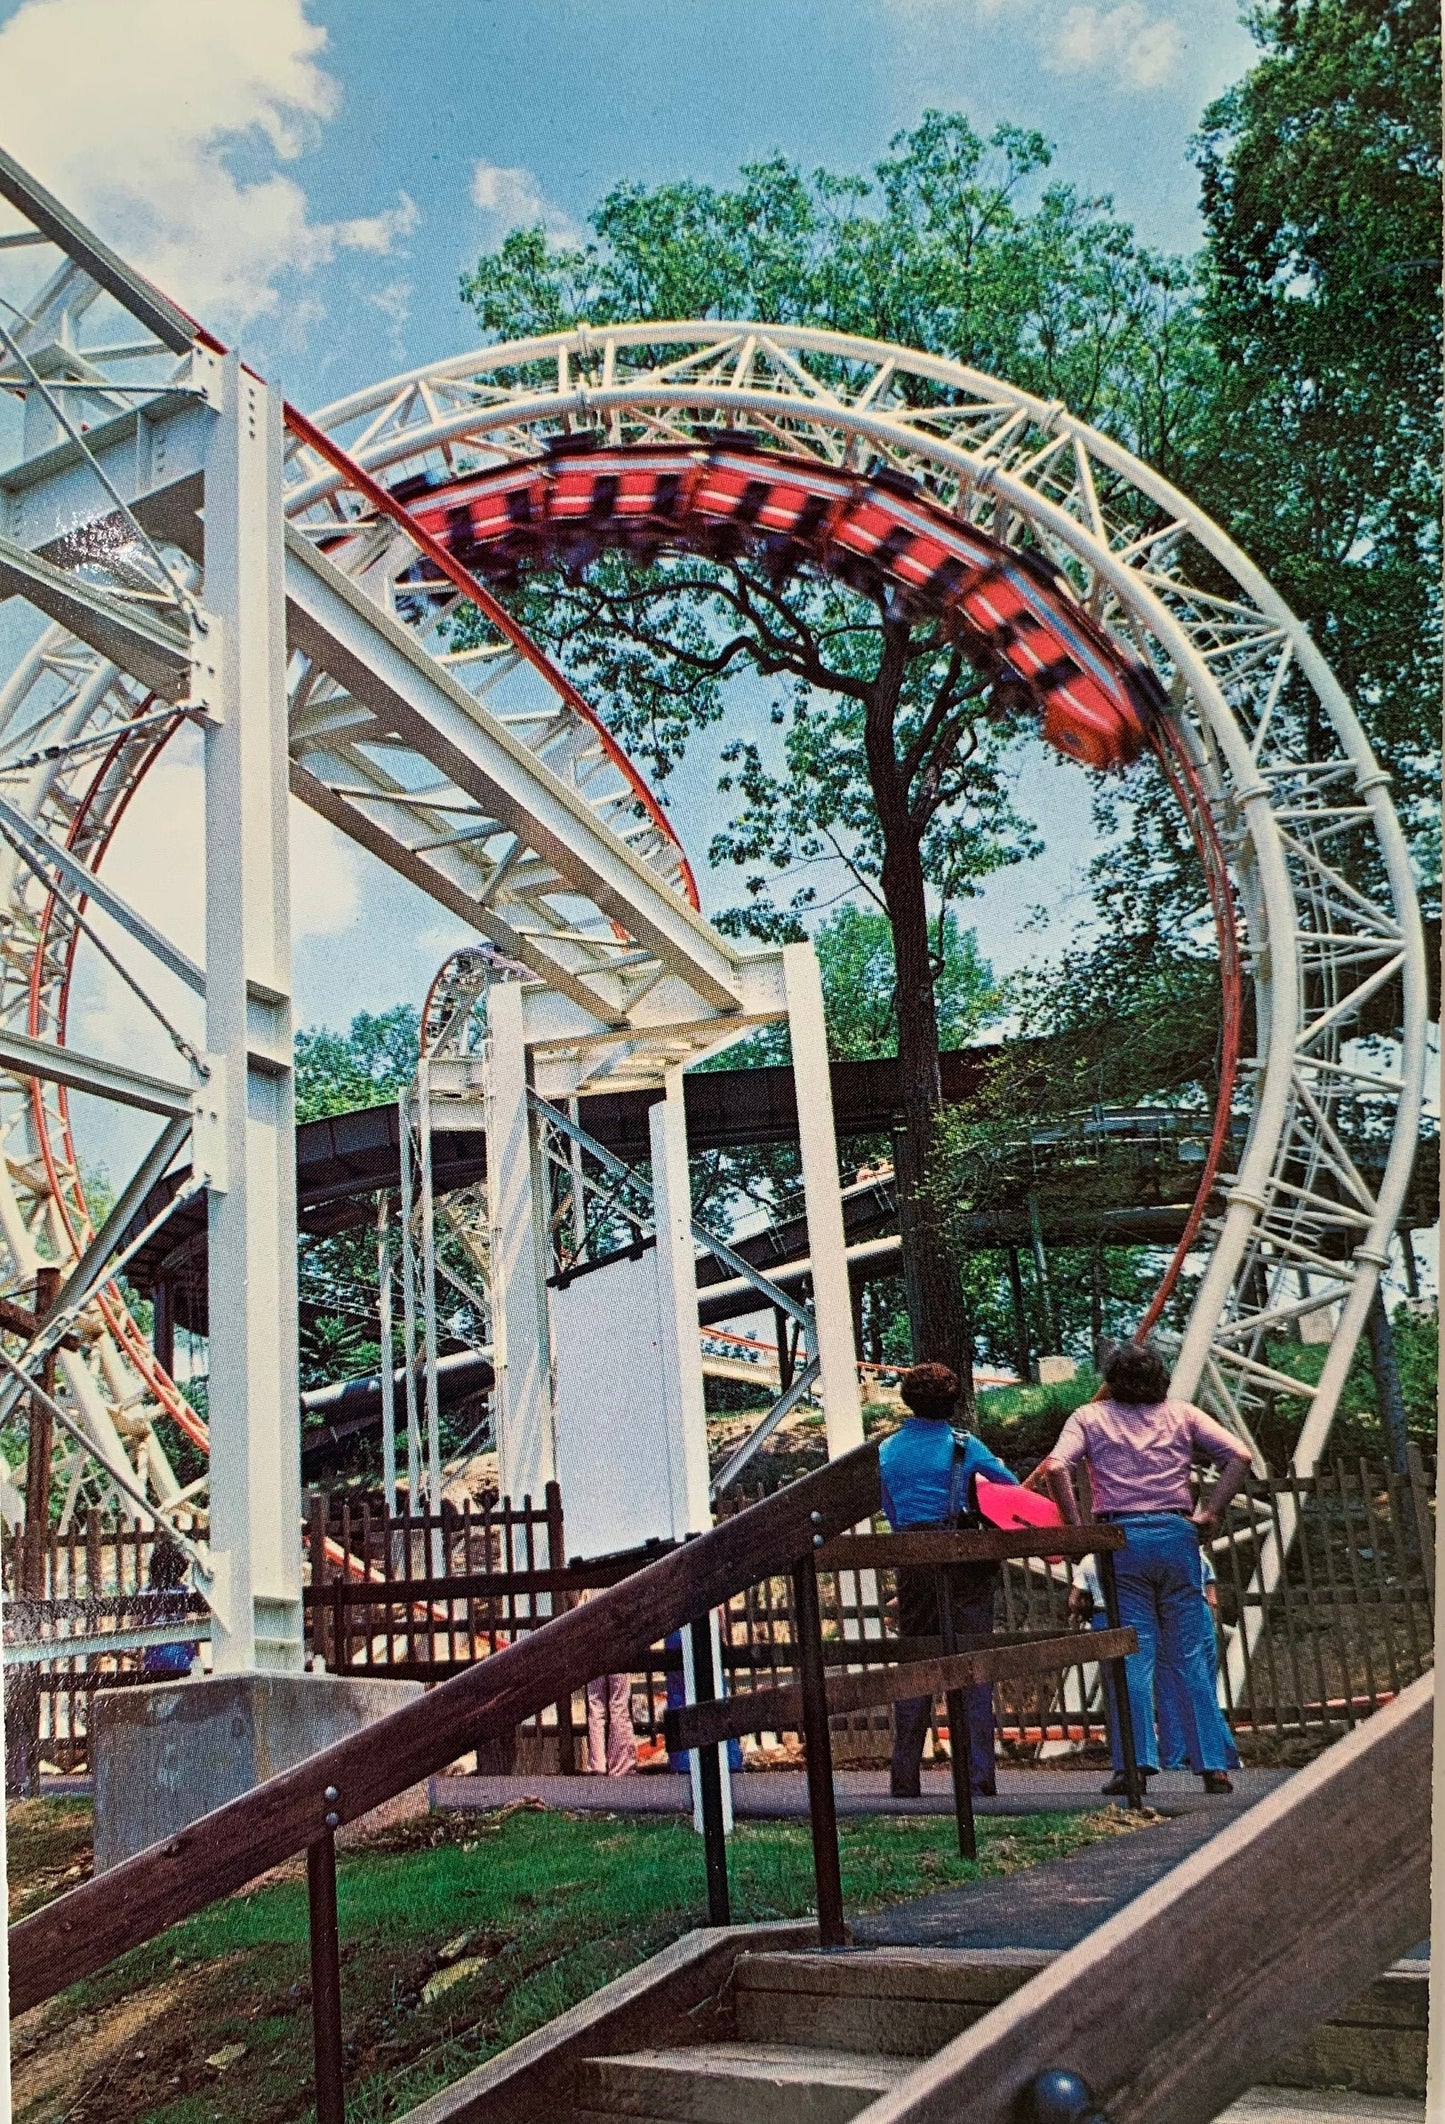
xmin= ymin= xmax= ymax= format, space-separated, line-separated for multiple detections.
xmin=1192 ymin=0 xmax=1442 ymax=868
xmin=293 ymin=1007 xmax=420 ymax=1123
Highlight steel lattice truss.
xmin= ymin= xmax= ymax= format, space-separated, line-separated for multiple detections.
xmin=290 ymin=323 xmax=1427 ymax=1471
xmin=0 ymin=153 xmax=1427 ymax=1569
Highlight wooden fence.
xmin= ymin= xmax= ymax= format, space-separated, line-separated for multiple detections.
xmin=5 ymin=1449 xmax=1435 ymax=1773
xmin=1 ymin=1515 xmax=190 ymax=1774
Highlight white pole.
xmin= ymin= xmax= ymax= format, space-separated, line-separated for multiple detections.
xmin=418 ymin=1054 xmax=444 ymax=1551
xmin=202 ymin=351 xmax=303 ymax=1673
xmin=782 ymin=941 xmax=864 ymax=1458
xmin=398 ymin=1089 xmax=421 ymax=1509
xmin=648 ymin=1071 xmax=711 ymax=1538
xmin=377 ymin=1190 xmax=396 ymax=1515
xmin=567 ymin=1096 xmax=588 ymax=1259
xmin=484 ymin=981 xmax=554 ymax=1501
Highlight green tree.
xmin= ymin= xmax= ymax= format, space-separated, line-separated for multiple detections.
xmin=293 ymin=1006 xmax=420 ymax=1123
xmin=1192 ymin=0 xmax=1441 ymax=865
xmin=461 ymin=116 xmax=1199 ymax=1399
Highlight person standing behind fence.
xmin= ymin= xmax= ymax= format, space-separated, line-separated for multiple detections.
xmin=139 ymin=1537 xmax=201 ymax=1679
xmin=1043 ymin=1340 xmax=1251 ymax=1795
xmin=880 ymin=1362 xmax=1021 ymax=1800
xmin=579 ymin=1588 xmax=638 ymax=1776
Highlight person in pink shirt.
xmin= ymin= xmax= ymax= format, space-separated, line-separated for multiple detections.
xmin=1042 ymin=1339 xmax=1251 ymax=1795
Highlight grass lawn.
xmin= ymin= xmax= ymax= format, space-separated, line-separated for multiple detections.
xmin=8 ymin=1795 xmax=1145 ymax=2124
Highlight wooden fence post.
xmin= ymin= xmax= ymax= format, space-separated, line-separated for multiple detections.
xmin=308 ymin=1494 xmax=330 ymax=1669
xmin=545 ymin=1480 xmax=575 ymax=1773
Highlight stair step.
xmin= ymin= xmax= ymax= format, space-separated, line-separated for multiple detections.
xmin=1216 ymin=2089 xmax=1425 ymax=2122
xmin=734 ymin=1947 xmax=1050 ymax=2056
xmin=575 ymin=2040 xmax=914 ymax=2124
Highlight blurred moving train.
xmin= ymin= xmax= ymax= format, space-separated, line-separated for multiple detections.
xmin=390 ymin=436 xmax=1167 ymax=774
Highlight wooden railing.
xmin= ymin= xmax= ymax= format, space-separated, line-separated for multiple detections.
xmin=295 ymin=1452 xmax=1435 ymax=1766
xmin=7 ymin=1444 xmax=881 ymax=2121
xmin=873 ymin=1670 xmax=1434 ymax=2124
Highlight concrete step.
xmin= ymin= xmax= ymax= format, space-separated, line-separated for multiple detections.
xmin=1215 ymin=2089 xmax=1425 ymax=2122
xmin=734 ymin=1947 xmax=1048 ymax=2056
xmin=733 ymin=1947 xmax=1427 ymax=2098
xmin=575 ymin=2040 xmax=913 ymax=2123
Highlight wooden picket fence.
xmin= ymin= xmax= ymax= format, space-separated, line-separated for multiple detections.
xmin=4 ymin=1448 xmax=1435 ymax=1773
xmin=1 ymin=1515 xmax=200 ymax=1773
xmin=301 ymin=1450 xmax=1436 ymax=1769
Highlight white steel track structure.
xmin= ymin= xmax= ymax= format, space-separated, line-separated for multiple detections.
xmin=0 ymin=148 xmax=1426 ymax=1644
xmin=293 ymin=321 xmax=1428 ymax=1480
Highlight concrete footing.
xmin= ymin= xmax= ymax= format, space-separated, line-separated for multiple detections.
xmin=92 ymin=1670 xmax=421 ymax=1872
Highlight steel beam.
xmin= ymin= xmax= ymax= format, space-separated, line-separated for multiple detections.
xmin=0 ymin=530 xmax=189 ymax=698
xmin=0 ymin=1027 xmax=193 ymax=1115
xmin=0 ymin=788 xmax=205 ymax=994
xmin=0 ymin=392 xmax=213 ymax=558
xmin=283 ymin=529 xmax=744 ymax=1016
xmin=202 ymin=353 xmax=304 ymax=1673
xmin=648 ymin=1068 xmax=712 ymax=1538
xmin=0 ymin=145 xmax=194 ymax=353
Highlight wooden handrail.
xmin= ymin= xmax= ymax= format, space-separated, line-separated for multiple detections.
xmin=665 ymin=1627 xmax=1137 ymax=1753
xmin=854 ymin=1669 xmax=1433 ymax=2124
xmin=9 ymin=1442 xmax=880 ymax=2015
xmin=815 ymin=1525 xmax=1125 ymax=1569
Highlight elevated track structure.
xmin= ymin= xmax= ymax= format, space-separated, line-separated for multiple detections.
xmin=0 ymin=148 xmax=1427 ymax=1675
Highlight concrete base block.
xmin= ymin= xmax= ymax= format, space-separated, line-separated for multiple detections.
xmin=93 ymin=1670 xmax=422 ymax=1873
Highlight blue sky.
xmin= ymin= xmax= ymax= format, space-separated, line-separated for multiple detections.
xmin=0 ymin=0 xmax=1260 ymax=1080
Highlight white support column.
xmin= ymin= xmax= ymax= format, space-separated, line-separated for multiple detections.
xmin=418 ymin=1055 xmax=443 ymax=1529
xmin=203 ymin=352 xmax=303 ymax=1673
xmin=377 ymin=1192 xmax=397 ymax=1515
xmin=398 ymin=1092 xmax=422 ymax=1505
xmin=783 ymin=941 xmax=864 ymax=1458
xmin=648 ymin=1068 xmax=711 ymax=1539
xmin=485 ymin=979 xmax=554 ymax=1502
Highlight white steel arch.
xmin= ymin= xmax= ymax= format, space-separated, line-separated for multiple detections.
xmin=290 ymin=321 xmax=1428 ymax=1476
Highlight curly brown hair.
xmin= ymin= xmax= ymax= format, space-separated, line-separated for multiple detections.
xmin=1101 ymin=1341 xmax=1171 ymax=1406
xmin=899 ymin=1362 xmax=959 ymax=1418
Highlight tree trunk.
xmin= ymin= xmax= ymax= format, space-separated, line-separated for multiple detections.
xmin=864 ymin=621 xmax=975 ymax=1415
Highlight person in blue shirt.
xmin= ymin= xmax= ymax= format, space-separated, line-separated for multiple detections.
xmin=138 ymin=1536 xmax=200 ymax=1680
xmin=879 ymin=1362 xmax=1020 ymax=1799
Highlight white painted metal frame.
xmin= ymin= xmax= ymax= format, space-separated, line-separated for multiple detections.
xmin=0 ymin=142 xmax=1425 ymax=1694
xmin=292 ymin=322 xmax=1426 ymax=1477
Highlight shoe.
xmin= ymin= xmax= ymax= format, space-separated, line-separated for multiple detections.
xmin=1100 ymin=1769 xmax=1154 ymax=1796
xmin=890 ymin=1780 xmax=921 ymax=1800
xmin=1202 ymin=1771 xmax=1234 ymax=1795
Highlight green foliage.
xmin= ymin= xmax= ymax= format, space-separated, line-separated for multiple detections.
xmin=293 ymin=1007 xmax=420 ymax=1123
xmin=819 ymin=902 xmax=1001 ymax=1060
xmin=464 ymin=118 xmax=1201 ymax=456
xmin=1250 ymin=1301 xmax=1437 ymax=1461
xmin=1192 ymin=0 xmax=1442 ymax=865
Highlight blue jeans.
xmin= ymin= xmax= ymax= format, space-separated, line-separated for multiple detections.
xmin=1106 ymin=1515 xmax=1237 ymax=1775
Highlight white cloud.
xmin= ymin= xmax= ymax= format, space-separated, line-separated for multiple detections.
xmin=367 ymin=279 xmax=414 ymax=332
xmin=1044 ymin=2 xmax=1184 ymax=89
xmin=878 ymin=0 xmax=1186 ymax=90
xmin=471 ymin=160 xmax=581 ymax=246
xmin=0 ymin=0 xmax=417 ymax=329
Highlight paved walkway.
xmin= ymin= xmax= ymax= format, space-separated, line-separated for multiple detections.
xmin=429 ymin=1763 xmax=1291 ymax=1822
